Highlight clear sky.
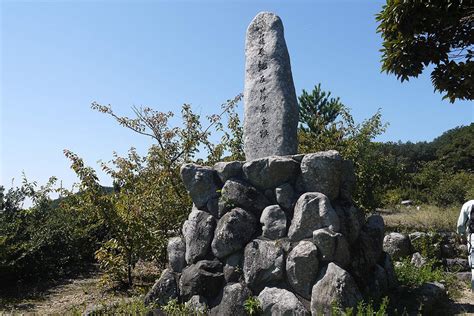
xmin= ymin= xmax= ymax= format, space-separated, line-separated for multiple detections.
xmin=1 ymin=0 xmax=473 ymax=190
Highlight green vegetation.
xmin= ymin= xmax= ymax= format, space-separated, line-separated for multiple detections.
xmin=329 ymin=297 xmax=389 ymax=316
xmin=243 ymin=296 xmax=262 ymax=315
xmin=376 ymin=0 xmax=473 ymax=102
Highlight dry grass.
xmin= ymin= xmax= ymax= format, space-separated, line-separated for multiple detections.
xmin=380 ymin=204 xmax=460 ymax=233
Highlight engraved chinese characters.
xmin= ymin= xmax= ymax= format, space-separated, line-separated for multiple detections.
xmin=243 ymin=12 xmax=299 ymax=160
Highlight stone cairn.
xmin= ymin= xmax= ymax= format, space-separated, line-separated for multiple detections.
xmin=144 ymin=12 xmax=397 ymax=315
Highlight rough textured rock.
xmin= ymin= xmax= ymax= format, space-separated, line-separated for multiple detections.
xmin=411 ymin=252 xmax=427 ymax=268
xmin=179 ymin=260 xmax=224 ymax=301
xmin=243 ymin=12 xmax=299 ymax=160
xmin=167 ymin=237 xmax=186 ymax=273
xmin=311 ymin=263 xmax=362 ymax=314
xmin=351 ymin=215 xmax=385 ymax=281
xmin=275 ymin=182 xmax=295 ymax=210
xmin=185 ymin=295 xmax=208 ymax=314
xmin=258 ymin=287 xmax=309 ymax=316
xmin=180 ymin=163 xmax=219 ymax=208
xmin=144 ymin=269 xmax=178 ymax=306
xmin=213 ymin=161 xmax=243 ymax=183
xmin=242 ymin=156 xmax=300 ymax=190
xmin=365 ymin=264 xmax=389 ymax=301
xmin=340 ymin=159 xmax=356 ymax=202
xmin=383 ymin=232 xmax=413 ymax=260
xmin=210 ymin=283 xmax=251 ymax=316
xmin=300 ymin=151 xmax=343 ymax=200
xmin=260 ymin=205 xmax=287 ymax=240
xmin=212 ymin=208 xmax=257 ymax=258
xmin=224 ymin=252 xmax=243 ymax=283
xmin=182 ymin=208 xmax=216 ymax=264
xmin=380 ymin=252 xmax=398 ymax=290
xmin=288 ymin=192 xmax=340 ymax=241
xmin=286 ymin=240 xmax=319 ymax=299
xmin=312 ymin=228 xmax=350 ymax=268
xmin=334 ymin=204 xmax=364 ymax=245
xmin=243 ymin=239 xmax=285 ymax=292
xmin=415 ymin=282 xmax=447 ymax=314
xmin=445 ymin=258 xmax=470 ymax=272
xmin=219 ymin=179 xmax=269 ymax=217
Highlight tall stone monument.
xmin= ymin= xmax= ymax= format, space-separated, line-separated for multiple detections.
xmin=243 ymin=12 xmax=299 ymax=160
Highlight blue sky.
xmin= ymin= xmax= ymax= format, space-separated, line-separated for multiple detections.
xmin=1 ymin=0 xmax=473 ymax=190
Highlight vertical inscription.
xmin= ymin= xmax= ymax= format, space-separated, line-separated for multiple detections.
xmin=256 ymin=25 xmax=268 ymax=138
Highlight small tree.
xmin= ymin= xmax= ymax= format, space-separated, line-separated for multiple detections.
xmin=376 ymin=0 xmax=473 ymax=102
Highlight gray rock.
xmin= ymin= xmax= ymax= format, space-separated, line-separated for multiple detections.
xmin=286 ymin=240 xmax=319 ymax=299
xmin=415 ymin=282 xmax=447 ymax=314
xmin=213 ymin=161 xmax=243 ymax=183
xmin=167 ymin=237 xmax=186 ymax=273
xmin=258 ymin=287 xmax=309 ymax=316
xmin=312 ymin=228 xmax=350 ymax=268
xmin=275 ymin=183 xmax=295 ymax=210
xmin=445 ymin=258 xmax=470 ymax=272
xmin=408 ymin=231 xmax=427 ymax=243
xmin=243 ymin=239 xmax=285 ymax=292
xmin=311 ymin=263 xmax=362 ymax=314
xmin=340 ymin=159 xmax=356 ymax=202
xmin=180 ymin=163 xmax=219 ymax=208
xmin=210 ymin=283 xmax=251 ymax=316
xmin=260 ymin=205 xmax=287 ymax=240
xmin=300 ymin=151 xmax=343 ymax=200
xmin=380 ymin=252 xmax=398 ymax=289
xmin=288 ymin=192 xmax=340 ymax=241
xmin=179 ymin=260 xmax=224 ymax=301
xmin=455 ymin=271 xmax=472 ymax=282
xmin=182 ymin=208 xmax=216 ymax=264
xmin=212 ymin=208 xmax=257 ymax=258
xmin=144 ymin=269 xmax=178 ymax=306
xmin=383 ymin=232 xmax=413 ymax=260
xmin=441 ymin=243 xmax=456 ymax=258
xmin=242 ymin=156 xmax=300 ymax=190
xmin=224 ymin=252 xmax=243 ymax=283
xmin=206 ymin=198 xmax=219 ymax=218
xmin=334 ymin=204 xmax=364 ymax=245
xmin=351 ymin=215 xmax=385 ymax=280
xmin=243 ymin=12 xmax=299 ymax=160
xmin=219 ymin=179 xmax=269 ymax=217
xmin=185 ymin=295 xmax=208 ymax=314
xmin=411 ymin=252 xmax=427 ymax=268
xmin=366 ymin=264 xmax=389 ymax=301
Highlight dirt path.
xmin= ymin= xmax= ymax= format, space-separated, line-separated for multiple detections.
xmin=449 ymin=285 xmax=474 ymax=315
xmin=0 ymin=272 xmax=131 ymax=315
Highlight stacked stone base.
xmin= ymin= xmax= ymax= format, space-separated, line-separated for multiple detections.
xmin=145 ymin=151 xmax=397 ymax=315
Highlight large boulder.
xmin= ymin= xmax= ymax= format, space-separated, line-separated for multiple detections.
xmin=365 ymin=264 xmax=389 ymax=301
xmin=242 ymin=156 xmax=300 ymax=190
xmin=286 ymin=240 xmax=319 ymax=299
xmin=258 ymin=287 xmax=309 ymax=316
xmin=312 ymin=228 xmax=350 ymax=268
xmin=182 ymin=208 xmax=216 ymax=264
xmin=167 ymin=237 xmax=186 ymax=273
xmin=219 ymin=179 xmax=269 ymax=217
xmin=380 ymin=252 xmax=398 ymax=289
xmin=340 ymin=159 xmax=356 ymax=202
xmin=260 ymin=205 xmax=287 ymax=240
xmin=288 ymin=192 xmax=340 ymax=241
xmin=311 ymin=263 xmax=362 ymax=314
xmin=243 ymin=239 xmax=285 ymax=292
xmin=211 ymin=208 xmax=257 ymax=258
xmin=415 ymin=282 xmax=447 ymax=314
xmin=180 ymin=163 xmax=220 ymax=208
xmin=383 ymin=232 xmax=413 ymax=260
xmin=179 ymin=260 xmax=224 ymax=302
xmin=300 ymin=151 xmax=343 ymax=200
xmin=210 ymin=283 xmax=251 ymax=316
xmin=144 ymin=269 xmax=178 ymax=306
xmin=213 ymin=161 xmax=243 ymax=183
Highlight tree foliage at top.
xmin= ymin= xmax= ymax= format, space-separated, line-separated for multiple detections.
xmin=376 ymin=0 xmax=473 ymax=102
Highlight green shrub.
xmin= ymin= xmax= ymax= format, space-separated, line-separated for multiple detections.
xmin=244 ymin=296 xmax=262 ymax=316
xmin=329 ymin=297 xmax=389 ymax=316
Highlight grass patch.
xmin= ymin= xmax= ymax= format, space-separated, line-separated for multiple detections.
xmin=380 ymin=204 xmax=459 ymax=233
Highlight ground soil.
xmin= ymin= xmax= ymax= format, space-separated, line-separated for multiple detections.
xmin=1 ymin=272 xmax=473 ymax=315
